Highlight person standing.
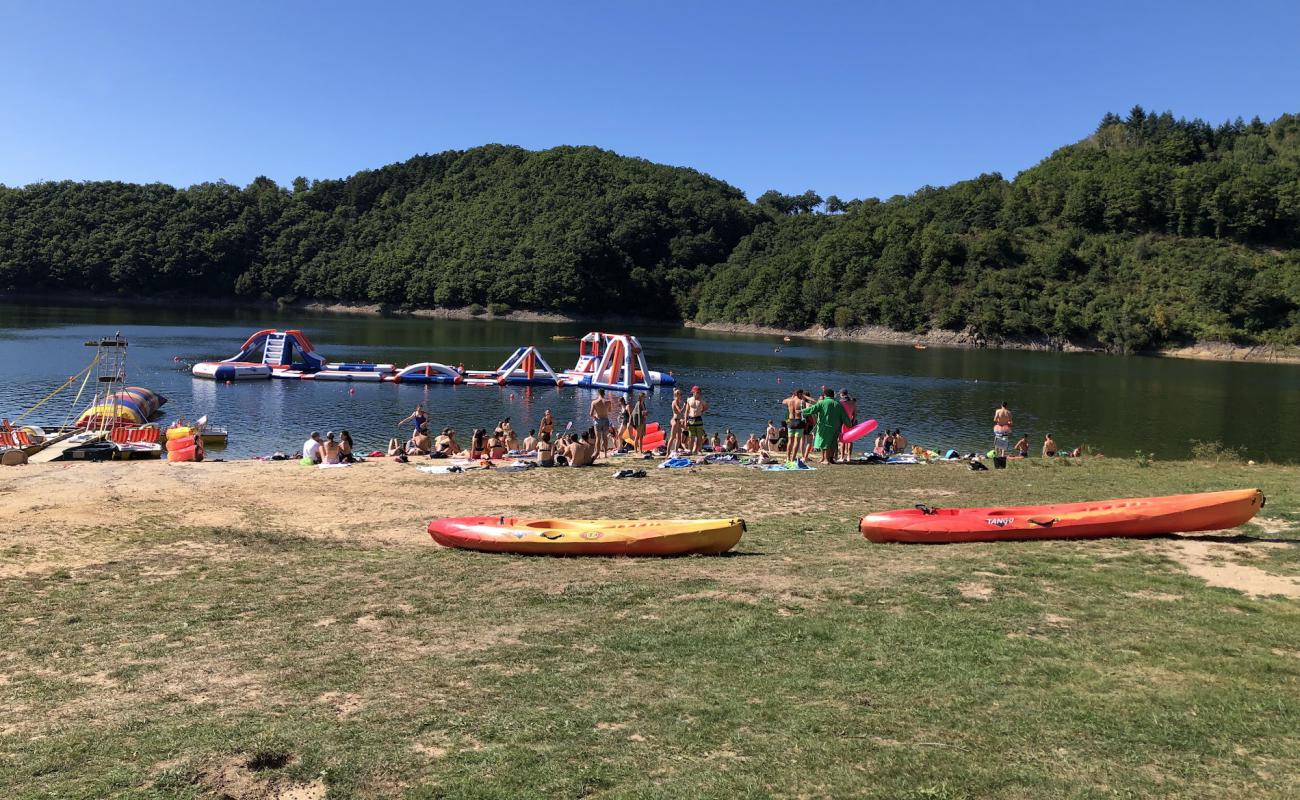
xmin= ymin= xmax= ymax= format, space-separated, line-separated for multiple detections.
xmin=993 ymin=402 xmax=1013 ymax=457
xmin=539 ymin=409 xmax=555 ymax=440
xmin=397 ymin=404 xmax=427 ymax=438
xmin=589 ymin=389 xmax=611 ymax=458
xmin=685 ymin=385 xmax=709 ymax=454
xmin=668 ymin=388 xmax=687 ymax=454
xmin=781 ymin=389 xmax=807 ymax=461
xmin=838 ymin=389 xmax=857 ymax=461
xmin=800 ymin=388 xmax=850 ymax=464
xmin=630 ymin=393 xmax=648 ymax=451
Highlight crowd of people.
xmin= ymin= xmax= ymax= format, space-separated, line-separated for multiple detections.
xmin=297 ymin=394 xmax=1076 ymax=469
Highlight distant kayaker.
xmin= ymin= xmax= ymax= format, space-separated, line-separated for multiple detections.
xmin=801 ymin=387 xmax=850 ymax=464
xmin=993 ymin=402 xmax=1013 ymax=456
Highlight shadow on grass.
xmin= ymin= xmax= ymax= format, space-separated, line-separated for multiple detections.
xmin=1151 ymin=532 xmax=1300 ymax=545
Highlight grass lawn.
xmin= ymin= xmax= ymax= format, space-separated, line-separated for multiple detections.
xmin=1 ymin=457 xmax=1298 ymax=798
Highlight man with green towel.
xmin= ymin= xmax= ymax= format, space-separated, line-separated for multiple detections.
xmin=801 ymin=388 xmax=849 ymax=464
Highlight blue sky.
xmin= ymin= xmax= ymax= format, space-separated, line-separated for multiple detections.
xmin=2 ymin=1 xmax=1297 ymax=201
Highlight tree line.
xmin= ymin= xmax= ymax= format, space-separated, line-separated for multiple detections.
xmin=2 ymin=109 xmax=1298 ymax=351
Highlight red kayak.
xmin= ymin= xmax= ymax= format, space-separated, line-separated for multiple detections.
xmin=860 ymin=489 xmax=1264 ymax=544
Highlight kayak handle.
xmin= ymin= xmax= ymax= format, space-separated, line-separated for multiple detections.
xmin=1027 ymin=517 xmax=1057 ymax=527
xmin=915 ymin=504 xmax=939 ymax=515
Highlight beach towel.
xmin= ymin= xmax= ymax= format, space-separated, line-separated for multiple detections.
xmin=763 ymin=460 xmax=816 ymax=471
xmin=318 ymin=462 xmax=350 ymax=469
xmin=659 ymin=457 xmax=693 ymax=469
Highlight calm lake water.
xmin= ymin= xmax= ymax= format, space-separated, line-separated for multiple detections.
xmin=2 ymin=301 xmax=1298 ymax=462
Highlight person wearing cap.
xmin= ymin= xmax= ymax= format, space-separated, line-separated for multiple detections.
xmin=686 ymin=385 xmax=709 ymax=454
xmin=320 ymin=431 xmax=342 ymax=465
xmin=301 ymin=431 xmax=323 ymax=464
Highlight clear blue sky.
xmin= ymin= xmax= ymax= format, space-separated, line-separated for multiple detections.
xmin=2 ymin=1 xmax=1297 ymax=201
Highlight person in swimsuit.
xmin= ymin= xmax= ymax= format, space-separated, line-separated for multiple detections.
xmin=993 ymin=402 xmax=1013 ymax=456
xmin=629 ymin=393 xmax=647 ymax=451
xmin=488 ymin=431 xmax=507 ymax=460
xmin=893 ymin=429 xmax=908 ymax=454
xmin=536 ymin=432 xmax=554 ymax=466
xmin=1042 ymin=433 xmax=1058 ymax=458
xmin=397 ymin=404 xmax=427 ymax=438
xmin=522 ymin=429 xmax=537 ymax=452
xmin=744 ymin=433 xmax=761 ymax=453
xmin=589 ymin=389 xmax=612 ymax=458
xmin=407 ymin=428 xmax=431 ymax=455
xmin=500 ymin=417 xmax=518 ymax=451
xmin=838 ymin=389 xmax=857 ymax=461
xmin=781 ymin=389 xmax=807 ymax=460
xmin=539 ymin=410 xmax=555 ymax=440
xmin=320 ymin=432 xmax=342 ymax=465
xmin=685 ymin=385 xmax=709 ymax=454
xmin=468 ymin=429 xmax=487 ymax=459
xmin=339 ymin=430 xmax=355 ymax=462
xmin=1014 ymin=434 xmax=1029 ymax=457
xmin=668 ymin=388 xmax=686 ymax=454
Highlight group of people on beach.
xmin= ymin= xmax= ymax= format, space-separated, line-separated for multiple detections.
xmin=300 ymin=430 xmax=356 ymax=465
xmin=298 ymin=389 xmax=1077 ymax=471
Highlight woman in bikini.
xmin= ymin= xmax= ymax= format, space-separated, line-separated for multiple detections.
xmin=539 ymin=410 xmax=554 ymax=440
xmin=668 ymin=388 xmax=687 ymax=453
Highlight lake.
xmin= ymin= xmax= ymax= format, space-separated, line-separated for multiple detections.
xmin=2 ymin=301 xmax=1298 ymax=462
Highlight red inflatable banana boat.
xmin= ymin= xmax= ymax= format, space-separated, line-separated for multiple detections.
xmin=860 ymin=488 xmax=1264 ymax=544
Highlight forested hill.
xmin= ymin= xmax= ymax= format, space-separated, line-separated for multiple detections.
xmin=2 ymin=109 xmax=1299 ymax=350
xmin=699 ymin=109 xmax=1300 ymax=351
xmin=0 ymin=145 xmax=762 ymax=316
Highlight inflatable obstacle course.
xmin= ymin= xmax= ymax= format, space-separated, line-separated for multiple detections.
xmin=193 ymin=329 xmax=676 ymax=392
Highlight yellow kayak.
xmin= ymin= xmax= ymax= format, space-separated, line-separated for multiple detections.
xmin=427 ymin=516 xmax=745 ymax=556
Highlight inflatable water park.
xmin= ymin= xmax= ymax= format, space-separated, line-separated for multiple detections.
xmin=191 ymin=329 xmax=675 ymax=391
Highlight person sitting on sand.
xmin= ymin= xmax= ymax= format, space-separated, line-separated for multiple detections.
xmin=569 ymin=431 xmax=596 ymax=467
xmin=522 ymin=429 xmax=537 ymax=452
xmin=536 ymin=432 xmax=554 ymax=466
xmin=407 ymin=426 xmax=432 ymax=455
xmin=872 ymin=432 xmax=885 ymax=456
xmin=800 ymin=387 xmax=850 ymax=465
xmin=1014 ymin=434 xmax=1029 ymax=457
xmin=320 ymin=431 xmax=342 ymax=465
xmin=302 ymin=431 xmax=323 ymax=464
xmin=433 ymin=427 xmax=457 ymax=456
xmin=501 ymin=417 xmax=519 ymax=450
xmin=488 ymin=430 xmax=508 ymax=460
xmin=724 ymin=430 xmax=739 ymax=452
xmin=339 ymin=431 xmax=355 ymax=462
xmin=387 ymin=437 xmax=405 ymax=457
xmin=893 ymin=429 xmax=908 ymax=454
xmin=468 ymin=429 xmax=487 ymax=459
xmin=1043 ymin=433 xmax=1058 ymax=458
xmin=744 ymin=433 xmax=761 ymax=453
